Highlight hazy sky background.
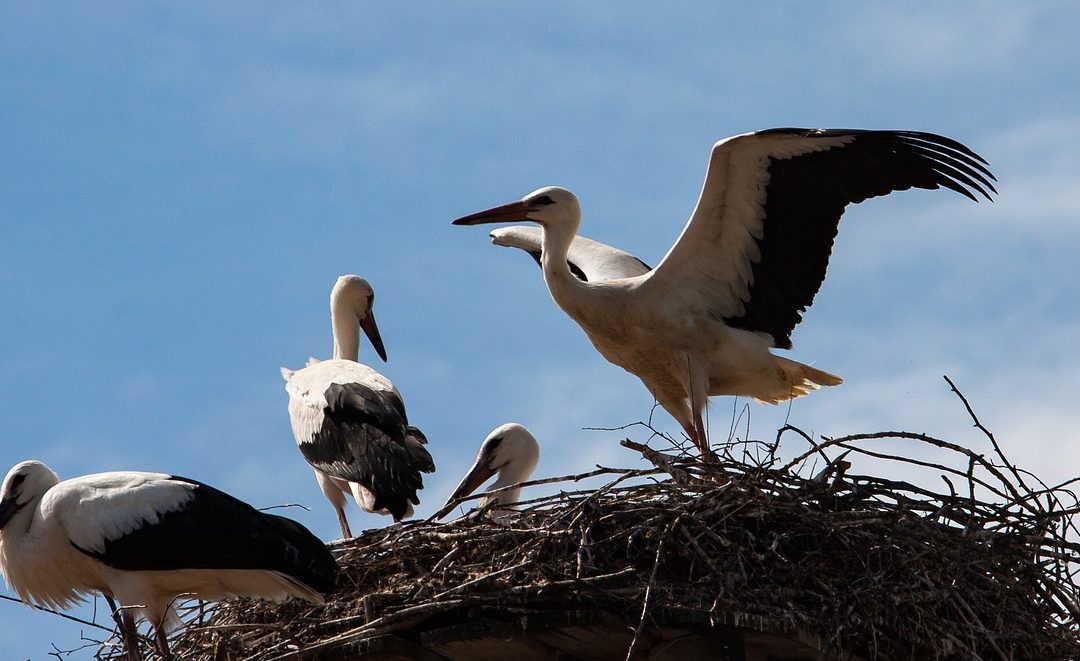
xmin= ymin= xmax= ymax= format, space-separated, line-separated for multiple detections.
xmin=2 ymin=3 xmax=1079 ymax=658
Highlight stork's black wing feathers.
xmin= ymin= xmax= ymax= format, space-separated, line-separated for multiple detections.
xmin=523 ymin=247 xmax=592 ymax=282
xmin=723 ymin=129 xmax=996 ymax=348
xmin=73 ymin=477 xmax=338 ymax=593
xmin=301 ymin=382 xmax=434 ymax=519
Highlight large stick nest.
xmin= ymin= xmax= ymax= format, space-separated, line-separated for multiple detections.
xmin=101 ymin=385 xmax=1080 ymax=660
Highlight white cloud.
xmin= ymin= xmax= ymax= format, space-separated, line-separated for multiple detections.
xmin=977 ymin=116 xmax=1080 ymax=228
xmin=773 ymin=353 xmax=1080 ymax=494
xmin=843 ymin=4 xmax=1040 ymax=79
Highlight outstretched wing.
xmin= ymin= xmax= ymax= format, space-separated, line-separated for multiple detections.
xmin=643 ymin=129 xmax=996 ymax=348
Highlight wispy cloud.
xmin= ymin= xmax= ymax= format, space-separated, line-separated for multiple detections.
xmin=842 ymin=4 xmax=1043 ymax=79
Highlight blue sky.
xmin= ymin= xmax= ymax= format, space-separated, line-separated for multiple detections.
xmin=3 ymin=2 xmax=1079 ymax=657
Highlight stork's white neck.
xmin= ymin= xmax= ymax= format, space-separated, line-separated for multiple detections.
xmin=481 ymin=469 xmax=529 ymax=509
xmin=331 ymin=306 xmax=360 ymax=362
xmin=539 ymin=220 xmax=587 ymax=310
xmin=490 ymin=460 xmax=534 ymax=492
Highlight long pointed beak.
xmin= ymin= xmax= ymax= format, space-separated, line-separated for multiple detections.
xmin=452 ymin=200 xmax=531 ymax=226
xmin=443 ymin=460 xmax=497 ymax=507
xmin=359 ymin=312 xmax=387 ymax=363
xmin=0 ymin=495 xmax=22 ymax=530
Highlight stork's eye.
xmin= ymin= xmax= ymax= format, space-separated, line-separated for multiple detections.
xmin=533 ymin=195 xmax=555 ymax=206
xmin=10 ymin=473 xmax=26 ymax=489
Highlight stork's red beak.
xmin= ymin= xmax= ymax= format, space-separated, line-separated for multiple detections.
xmin=0 ymin=495 xmax=21 ymax=530
xmin=452 ymin=200 xmax=531 ymax=226
xmin=443 ymin=460 xmax=497 ymax=506
xmin=360 ymin=312 xmax=387 ymax=363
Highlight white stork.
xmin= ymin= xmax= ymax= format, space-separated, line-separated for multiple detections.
xmin=0 ymin=460 xmax=337 ymax=660
xmin=440 ymin=423 xmax=540 ymax=519
xmin=453 ymin=129 xmax=996 ymax=458
xmin=281 ymin=274 xmax=434 ymax=538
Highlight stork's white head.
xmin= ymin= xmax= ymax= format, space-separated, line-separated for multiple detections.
xmin=520 ymin=187 xmax=580 ymax=228
xmin=0 ymin=461 xmax=60 ymax=531
xmin=444 ymin=423 xmax=541 ymax=510
xmin=452 ymin=186 xmax=581 ymax=232
xmin=330 ymin=274 xmax=387 ymax=363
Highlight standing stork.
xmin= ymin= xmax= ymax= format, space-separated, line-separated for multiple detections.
xmin=438 ymin=422 xmax=540 ymax=520
xmin=0 ymin=460 xmax=337 ymax=660
xmin=453 ymin=129 xmax=996 ymax=458
xmin=282 ymin=274 xmax=434 ymax=538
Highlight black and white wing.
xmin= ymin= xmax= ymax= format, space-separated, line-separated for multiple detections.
xmin=490 ymin=225 xmax=652 ymax=282
xmin=50 ymin=471 xmax=338 ymax=594
xmin=284 ymin=361 xmax=435 ymax=520
xmin=643 ymin=128 xmax=996 ymax=348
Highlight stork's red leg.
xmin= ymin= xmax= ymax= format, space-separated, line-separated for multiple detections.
xmin=336 ymin=507 xmax=353 ymax=539
xmin=112 ymin=602 xmax=144 ymax=661
xmin=154 ymin=623 xmax=173 ymax=660
xmin=691 ymin=409 xmax=717 ymax=462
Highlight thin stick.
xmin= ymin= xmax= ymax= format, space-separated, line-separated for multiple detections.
xmin=0 ymin=593 xmax=115 ymax=633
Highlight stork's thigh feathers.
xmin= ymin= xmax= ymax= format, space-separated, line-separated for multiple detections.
xmin=701 ymin=328 xmax=842 ymax=403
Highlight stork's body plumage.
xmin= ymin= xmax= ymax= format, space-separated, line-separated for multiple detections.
xmin=282 ymin=275 xmax=434 ymax=538
xmin=454 ymin=129 xmax=996 ymax=457
xmin=0 ymin=461 xmax=337 ymax=660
